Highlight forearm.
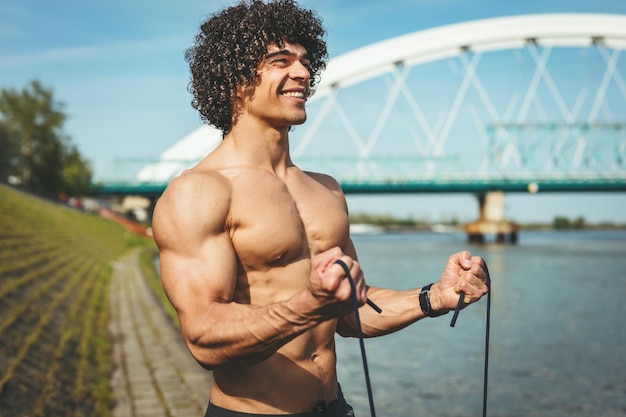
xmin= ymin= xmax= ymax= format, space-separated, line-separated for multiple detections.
xmin=336 ymin=285 xmax=449 ymax=338
xmin=183 ymin=291 xmax=328 ymax=369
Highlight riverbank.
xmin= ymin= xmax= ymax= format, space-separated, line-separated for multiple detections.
xmin=349 ymin=211 xmax=626 ymax=234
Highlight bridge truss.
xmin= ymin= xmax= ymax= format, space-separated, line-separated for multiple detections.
xmin=290 ymin=13 xmax=626 ymax=193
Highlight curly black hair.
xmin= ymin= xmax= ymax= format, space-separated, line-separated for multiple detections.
xmin=185 ymin=0 xmax=328 ymax=135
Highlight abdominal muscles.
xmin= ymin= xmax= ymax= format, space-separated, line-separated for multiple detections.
xmin=211 ymin=322 xmax=338 ymax=413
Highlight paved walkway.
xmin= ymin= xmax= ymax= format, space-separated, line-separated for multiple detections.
xmin=109 ymin=249 xmax=213 ymax=417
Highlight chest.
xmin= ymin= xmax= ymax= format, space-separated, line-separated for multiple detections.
xmin=227 ymin=170 xmax=349 ymax=270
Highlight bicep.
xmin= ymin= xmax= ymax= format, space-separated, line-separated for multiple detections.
xmin=159 ymin=234 xmax=237 ymax=315
xmin=153 ymin=174 xmax=237 ymax=331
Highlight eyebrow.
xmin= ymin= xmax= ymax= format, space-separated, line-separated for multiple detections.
xmin=265 ymin=49 xmax=311 ymax=61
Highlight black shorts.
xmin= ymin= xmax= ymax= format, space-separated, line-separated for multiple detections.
xmin=204 ymin=386 xmax=354 ymax=417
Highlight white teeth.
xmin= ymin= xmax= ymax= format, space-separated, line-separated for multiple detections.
xmin=282 ymin=91 xmax=304 ymax=98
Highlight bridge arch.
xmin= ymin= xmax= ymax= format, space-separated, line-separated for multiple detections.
xmin=312 ymin=13 xmax=626 ymax=100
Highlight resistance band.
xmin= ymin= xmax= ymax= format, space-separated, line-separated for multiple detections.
xmin=450 ymin=262 xmax=491 ymax=417
xmin=333 ymin=259 xmax=381 ymax=417
xmin=335 ymin=259 xmax=492 ymax=417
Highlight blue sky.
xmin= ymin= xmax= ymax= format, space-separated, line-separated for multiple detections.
xmin=2 ymin=0 xmax=626 ymax=223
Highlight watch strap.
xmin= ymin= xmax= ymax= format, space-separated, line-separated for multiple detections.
xmin=419 ymin=283 xmax=448 ymax=317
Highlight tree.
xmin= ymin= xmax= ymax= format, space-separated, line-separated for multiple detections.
xmin=0 ymin=123 xmax=19 ymax=182
xmin=553 ymin=216 xmax=571 ymax=229
xmin=63 ymin=146 xmax=93 ymax=196
xmin=573 ymin=216 xmax=586 ymax=229
xmin=0 ymin=80 xmax=92 ymax=198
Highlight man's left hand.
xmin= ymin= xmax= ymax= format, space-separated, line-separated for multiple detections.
xmin=430 ymin=251 xmax=489 ymax=312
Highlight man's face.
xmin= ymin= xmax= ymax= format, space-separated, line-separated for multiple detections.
xmin=238 ymin=42 xmax=312 ymax=129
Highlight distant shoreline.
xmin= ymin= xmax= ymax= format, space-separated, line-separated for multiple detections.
xmin=348 ymin=216 xmax=626 ymax=234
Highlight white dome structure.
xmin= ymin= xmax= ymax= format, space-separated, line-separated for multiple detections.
xmin=137 ymin=124 xmax=223 ymax=182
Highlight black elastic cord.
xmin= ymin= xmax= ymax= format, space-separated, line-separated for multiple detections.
xmin=449 ymin=263 xmax=491 ymax=417
xmin=333 ymin=259 xmax=381 ymax=417
xmin=333 ymin=258 xmax=491 ymax=417
xmin=449 ymin=292 xmax=465 ymax=327
xmin=482 ymin=268 xmax=491 ymax=417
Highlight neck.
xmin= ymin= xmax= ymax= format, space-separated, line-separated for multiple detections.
xmin=225 ymin=117 xmax=294 ymax=175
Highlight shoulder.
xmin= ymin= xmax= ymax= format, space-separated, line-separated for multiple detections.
xmin=304 ymin=170 xmax=343 ymax=194
xmin=165 ymin=168 xmax=230 ymax=199
xmin=157 ymin=169 xmax=231 ymax=214
xmin=153 ymin=169 xmax=232 ymax=249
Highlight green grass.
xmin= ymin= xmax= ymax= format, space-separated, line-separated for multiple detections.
xmin=137 ymin=246 xmax=179 ymax=328
xmin=0 ymin=184 xmax=153 ymax=417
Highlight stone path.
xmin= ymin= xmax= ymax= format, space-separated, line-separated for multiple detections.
xmin=109 ymin=249 xmax=213 ymax=417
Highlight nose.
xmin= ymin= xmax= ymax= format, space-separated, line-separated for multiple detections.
xmin=291 ymin=60 xmax=310 ymax=81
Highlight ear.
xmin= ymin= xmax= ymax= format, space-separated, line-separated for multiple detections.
xmin=234 ymin=83 xmax=245 ymax=101
xmin=231 ymin=88 xmax=246 ymax=119
xmin=235 ymin=78 xmax=256 ymax=101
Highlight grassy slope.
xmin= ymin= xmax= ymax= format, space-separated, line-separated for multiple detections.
xmin=138 ymin=247 xmax=179 ymax=328
xmin=0 ymin=184 xmax=154 ymax=417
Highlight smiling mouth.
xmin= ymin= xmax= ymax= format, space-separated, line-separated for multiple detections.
xmin=282 ymin=91 xmax=306 ymax=99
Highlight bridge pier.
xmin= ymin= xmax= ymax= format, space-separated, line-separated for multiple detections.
xmin=465 ymin=191 xmax=518 ymax=244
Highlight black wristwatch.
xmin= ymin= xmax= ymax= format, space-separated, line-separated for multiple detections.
xmin=419 ymin=283 xmax=448 ymax=317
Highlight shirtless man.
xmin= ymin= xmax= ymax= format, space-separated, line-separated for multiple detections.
xmin=152 ymin=1 xmax=489 ymax=416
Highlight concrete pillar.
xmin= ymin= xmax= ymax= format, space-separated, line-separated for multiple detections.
xmin=480 ymin=191 xmax=505 ymax=222
xmin=465 ymin=191 xmax=518 ymax=244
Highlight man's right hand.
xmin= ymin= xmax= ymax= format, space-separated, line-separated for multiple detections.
xmin=308 ymin=247 xmax=368 ymax=316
